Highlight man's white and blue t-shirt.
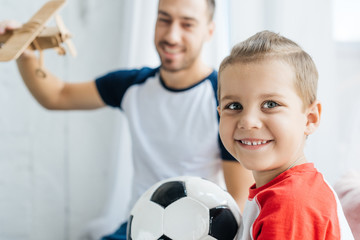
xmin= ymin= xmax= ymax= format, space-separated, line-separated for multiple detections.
xmin=95 ymin=66 xmax=235 ymax=214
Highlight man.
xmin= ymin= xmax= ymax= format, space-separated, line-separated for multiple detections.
xmin=1 ymin=0 xmax=253 ymax=239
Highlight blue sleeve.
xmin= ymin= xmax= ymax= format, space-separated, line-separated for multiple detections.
xmin=207 ymin=70 xmax=237 ymax=161
xmin=95 ymin=67 xmax=159 ymax=109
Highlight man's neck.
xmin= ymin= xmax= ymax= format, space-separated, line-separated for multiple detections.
xmin=160 ymin=62 xmax=213 ymax=90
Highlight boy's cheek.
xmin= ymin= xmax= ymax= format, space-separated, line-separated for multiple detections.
xmin=219 ymin=123 xmax=231 ymax=148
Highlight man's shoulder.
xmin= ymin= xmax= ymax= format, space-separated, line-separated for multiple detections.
xmin=94 ymin=66 xmax=160 ymax=108
xmin=204 ymin=69 xmax=218 ymax=87
xmin=100 ymin=66 xmax=160 ymax=83
xmin=134 ymin=66 xmax=160 ymax=81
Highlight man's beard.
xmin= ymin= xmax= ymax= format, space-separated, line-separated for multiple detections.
xmin=159 ymin=55 xmax=196 ymax=73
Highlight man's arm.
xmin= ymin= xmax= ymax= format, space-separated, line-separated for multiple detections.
xmin=1 ymin=20 xmax=105 ymax=110
xmin=223 ymin=160 xmax=254 ymax=212
xmin=16 ymin=52 xmax=105 ymax=110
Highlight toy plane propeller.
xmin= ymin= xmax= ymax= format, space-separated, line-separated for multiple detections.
xmin=0 ymin=0 xmax=76 ymax=62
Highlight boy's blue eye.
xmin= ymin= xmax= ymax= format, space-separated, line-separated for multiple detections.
xmin=263 ymin=101 xmax=279 ymax=109
xmin=227 ymin=102 xmax=243 ymax=110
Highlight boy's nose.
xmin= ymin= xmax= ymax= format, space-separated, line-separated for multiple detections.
xmin=237 ymin=111 xmax=262 ymax=130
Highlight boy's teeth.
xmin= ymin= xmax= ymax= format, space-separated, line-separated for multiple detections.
xmin=241 ymin=140 xmax=267 ymax=146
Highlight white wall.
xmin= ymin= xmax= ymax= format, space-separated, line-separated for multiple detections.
xmin=335 ymin=42 xmax=360 ymax=173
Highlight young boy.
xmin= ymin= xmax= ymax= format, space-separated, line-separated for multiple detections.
xmin=217 ymin=31 xmax=354 ymax=239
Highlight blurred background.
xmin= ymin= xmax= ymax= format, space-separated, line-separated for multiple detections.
xmin=0 ymin=0 xmax=359 ymax=239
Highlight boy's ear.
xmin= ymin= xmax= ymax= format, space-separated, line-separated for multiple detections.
xmin=304 ymin=100 xmax=322 ymax=136
xmin=217 ymin=106 xmax=221 ymax=116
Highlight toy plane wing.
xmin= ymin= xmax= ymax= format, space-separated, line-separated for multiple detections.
xmin=0 ymin=1 xmax=66 ymax=62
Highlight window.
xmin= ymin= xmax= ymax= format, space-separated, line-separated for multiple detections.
xmin=332 ymin=0 xmax=360 ymax=42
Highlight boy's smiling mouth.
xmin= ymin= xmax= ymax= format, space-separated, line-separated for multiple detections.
xmin=236 ymin=138 xmax=273 ymax=148
xmin=240 ymin=140 xmax=268 ymax=146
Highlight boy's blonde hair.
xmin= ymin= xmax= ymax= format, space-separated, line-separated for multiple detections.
xmin=218 ymin=30 xmax=318 ymax=107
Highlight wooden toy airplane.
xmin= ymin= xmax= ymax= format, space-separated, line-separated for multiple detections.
xmin=0 ymin=0 xmax=76 ymax=62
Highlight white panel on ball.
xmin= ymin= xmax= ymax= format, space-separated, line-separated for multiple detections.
xmin=163 ymin=197 xmax=210 ymax=239
xmin=186 ymin=177 xmax=229 ymax=208
xmin=130 ymin=200 xmax=164 ymax=239
xmin=186 ymin=177 xmax=242 ymax=225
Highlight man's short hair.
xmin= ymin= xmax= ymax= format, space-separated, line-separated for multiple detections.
xmin=206 ymin=0 xmax=216 ymax=21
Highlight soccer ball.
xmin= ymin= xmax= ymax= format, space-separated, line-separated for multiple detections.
xmin=127 ymin=176 xmax=241 ymax=240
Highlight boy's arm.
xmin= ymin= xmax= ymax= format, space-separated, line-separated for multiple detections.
xmin=16 ymin=52 xmax=105 ymax=110
xmin=223 ymin=161 xmax=254 ymax=212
